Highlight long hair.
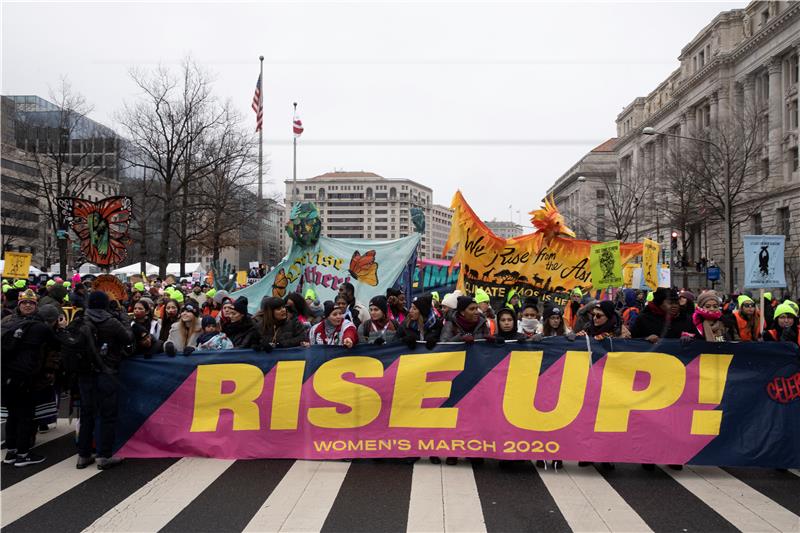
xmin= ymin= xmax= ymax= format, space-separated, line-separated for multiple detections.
xmin=542 ymin=314 xmax=566 ymax=336
xmin=160 ymin=299 xmax=180 ymax=334
xmin=255 ymin=307 xmax=277 ymax=341
xmin=179 ymin=314 xmax=200 ymax=345
xmin=285 ymin=292 xmax=311 ymax=320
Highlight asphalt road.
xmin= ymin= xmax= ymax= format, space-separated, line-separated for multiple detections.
xmin=1 ymin=420 xmax=798 ymax=533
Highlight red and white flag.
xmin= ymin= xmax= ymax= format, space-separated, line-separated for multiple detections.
xmin=251 ymin=73 xmax=263 ymax=132
xmin=293 ymin=112 xmax=303 ymax=138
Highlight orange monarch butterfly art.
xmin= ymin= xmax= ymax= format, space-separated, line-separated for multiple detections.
xmin=57 ymin=196 xmax=133 ymax=267
xmin=272 ymin=268 xmax=288 ymax=297
xmin=348 ymin=250 xmax=379 ymax=286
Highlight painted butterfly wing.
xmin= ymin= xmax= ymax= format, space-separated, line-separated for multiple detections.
xmin=272 ymin=269 xmax=288 ymax=297
xmin=58 ymin=196 xmax=132 ymax=266
xmin=348 ymin=250 xmax=379 ymax=286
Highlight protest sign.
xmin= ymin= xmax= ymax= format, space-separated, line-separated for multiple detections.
xmin=114 ymin=340 xmax=800 ymax=468
xmin=2 ymin=252 xmax=32 ymax=279
xmin=743 ymin=235 xmax=786 ymax=288
xmin=642 ymin=239 xmax=660 ymax=290
xmin=589 ymin=241 xmax=623 ymax=289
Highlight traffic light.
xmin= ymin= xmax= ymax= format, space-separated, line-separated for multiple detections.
xmin=671 ymin=231 xmax=678 ymax=249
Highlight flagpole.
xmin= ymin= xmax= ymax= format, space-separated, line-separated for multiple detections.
xmin=292 ymin=101 xmax=297 ymax=208
xmin=257 ymin=55 xmax=264 ymax=264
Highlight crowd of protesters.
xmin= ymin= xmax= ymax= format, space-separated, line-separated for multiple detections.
xmin=2 ymin=273 xmax=798 ymax=471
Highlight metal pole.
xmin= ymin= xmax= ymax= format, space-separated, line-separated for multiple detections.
xmin=257 ymin=55 xmax=264 ymax=264
xmin=292 ymin=102 xmax=297 ymax=208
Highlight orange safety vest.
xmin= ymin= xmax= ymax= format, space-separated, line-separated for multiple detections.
xmin=733 ymin=310 xmax=761 ymax=341
xmin=765 ymin=327 xmax=800 ymax=344
xmin=564 ymin=304 xmax=578 ymax=330
xmin=487 ymin=318 xmax=497 ymax=336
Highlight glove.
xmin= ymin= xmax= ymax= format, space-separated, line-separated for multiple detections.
xmin=494 ymin=336 xmax=506 ymax=345
xmin=531 ymin=334 xmax=543 ymax=342
xmin=164 ymin=342 xmax=176 ymax=357
xmin=680 ymin=333 xmax=694 ymax=346
xmin=425 ymin=338 xmax=438 ymax=350
xmin=566 ymin=332 xmax=577 ymax=342
xmin=374 ymin=337 xmax=386 ymax=346
xmin=405 ymin=336 xmax=418 ymax=350
xmin=462 ymin=334 xmax=475 ymax=344
xmin=260 ymin=340 xmax=273 ymax=353
xmin=183 ymin=346 xmax=195 ymax=356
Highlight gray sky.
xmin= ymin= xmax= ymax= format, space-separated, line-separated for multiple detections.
xmin=2 ymin=0 xmax=747 ymax=224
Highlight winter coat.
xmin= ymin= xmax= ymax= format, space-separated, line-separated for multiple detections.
xmin=222 ymin=316 xmax=261 ymax=349
xmin=630 ymin=303 xmax=694 ymax=339
xmin=308 ymin=319 xmax=358 ymax=346
xmin=440 ymin=314 xmax=491 ymax=342
xmin=253 ymin=315 xmax=307 ymax=348
xmin=358 ymin=318 xmax=402 ymax=344
xmin=39 ymin=286 xmax=68 ymax=309
xmin=132 ymin=317 xmax=161 ymax=340
xmin=396 ymin=315 xmax=443 ymax=345
xmin=85 ymin=308 xmax=134 ymax=371
xmin=166 ymin=317 xmax=203 ymax=352
xmin=1 ymin=315 xmax=59 ymax=381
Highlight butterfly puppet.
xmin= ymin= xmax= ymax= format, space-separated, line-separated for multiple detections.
xmin=57 ymin=196 xmax=133 ymax=267
xmin=348 ymin=250 xmax=379 ymax=286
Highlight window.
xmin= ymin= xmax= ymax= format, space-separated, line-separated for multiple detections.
xmin=778 ymin=207 xmax=791 ymax=240
xmin=698 ymin=50 xmax=705 ymax=69
xmin=789 ymin=99 xmax=798 ymax=130
xmin=792 ymin=147 xmax=799 ymax=172
xmin=596 ymin=189 xmax=605 ymax=199
xmin=753 ymin=213 xmax=763 ymax=234
xmin=762 ymin=157 xmax=770 ymax=178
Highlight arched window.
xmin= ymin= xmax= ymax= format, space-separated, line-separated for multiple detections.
xmin=366 ymin=187 xmax=373 ymax=199
xmin=318 ymin=188 xmax=326 ymax=200
xmin=389 ymin=187 xmax=397 ymax=199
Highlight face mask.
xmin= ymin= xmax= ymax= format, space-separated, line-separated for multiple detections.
xmin=697 ymin=308 xmax=722 ymax=321
xmin=521 ymin=318 xmax=539 ymax=331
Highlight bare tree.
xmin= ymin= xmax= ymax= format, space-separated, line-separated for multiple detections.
xmin=666 ymin=106 xmax=767 ymax=293
xmin=116 ymin=58 xmax=227 ymax=278
xmin=602 ymin=166 xmax=654 ymax=242
xmin=9 ymin=78 xmax=118 ymax=276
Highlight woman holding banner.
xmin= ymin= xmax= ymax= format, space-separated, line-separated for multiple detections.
xmin=763 ymin=302 xmax=799 ymax=345
xmin=576 ymin=300 xmax=630 ymax=340
xmin=309 ymin=301 xmax=358 ymax=347
xmin=440 ymin=296 xmax=491 ymax=343
xmin=158 ymin=299 xmax=180 ymax=343
xmin=398 ymin=294 xmax=442 ymax=350
xmin=359 ymin=296 xmax=402 ymax=345
xmin=254 ymin=297 xmax=308 ymax=350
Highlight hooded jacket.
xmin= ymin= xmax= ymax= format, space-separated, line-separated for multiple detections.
xmin=1 ymin=314 xmax=59 ymax=380
xmin=222 ymin=315 xmax=261 ymax=349
xmin=85 ymin=308 xmax=134 ymax=371
xmin=39 ymin=285 xmax=68 ymax=309
xmin=253 ymin=314 xmax=307 ymax=348
xmin=630 ymin=302 xmax=694 ymax=339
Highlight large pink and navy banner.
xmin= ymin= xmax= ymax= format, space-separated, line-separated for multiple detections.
xmin=115 ymin=339 xmax=800 ymax=468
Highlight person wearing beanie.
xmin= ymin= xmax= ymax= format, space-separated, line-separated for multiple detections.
xmin=762 ymin=291 xmax=777 ymax=330
xmin=359 ymin=295 xmax=402 ymax=345
xmin=763 ymin=302 xmax=799 ymax=345
xmin=73 ymin=289 xmax=133 ymax=470
xmin=284 ymin=292 xmax=314 ymax=328
xmin=441 ymin=296 xmax=490 ymax=342
xmin=308 ymin=300 xmax=358 ymax=347
xmin=678 ymin=290 xmax=695 ymax=316
xmin=131 ymin=322 xmax=163 ymax=358
xmin=220 ymin=296 xmax=261 ymax=349
xmin=505 ymin=289 xmax=522 ymax=314
xmin=13 ymin=279 xmax=27 ymax=290
xmin=193 ymin=314 xmax=232 ymax=351
xmin=398 ymin=294 xmax=442 ymax=350
xmin=541 ymin=306 xmax=573 ymax=338
xmin=518 ymin=298 xmax=541 ymax=339
xmin=631 ymin=288 xmax=693 ymax=342
xmin=70 ymin=282 xmax=87 ymax=310
xmin=577 ymin=300 xmax=631 ymax=340
xmin=1 ymin=297 xmax=64 ymax=467
xmin=386 ymin=288 xmax=407 ymax=324
xmin=564 ymin=287 xmax=584 ymax=331
xmin=46 ymin=280 xmax=56 ymax=288
xmin=441 ymin=293 xmax=459 ymax=314
xmin=39 ymin=283 xmax=68 ymax=309
xmin=7 ymin=289 xmax=39 ymax=321
xmin=190 ymin=282 xmax=206 ymax=307
xmin=473 ymin=289 xmax=496 ymax=333
xmin=303 ymin=288 xmax=323 ymax=320
xmin=254 ymin=296 xmax=307 ymax=350
xmin=691 ymin=290 xmax=730 ymax=342
xmin=724 ymin=294 xmax=761 ymax=341
xmin=164 ymin=303 xmax=203 ymax=355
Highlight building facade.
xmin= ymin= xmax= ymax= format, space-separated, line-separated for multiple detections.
xmin=549 ymin=1 xmax=800 ymax=293
xmin=284 ymin=171 xmax=450 ymax=259
xmin=483 ymin=220 xmax=524 ymax=240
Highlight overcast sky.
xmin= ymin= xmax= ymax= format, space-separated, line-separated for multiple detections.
xmin=2 ymin=0 xmax=747 ymax=225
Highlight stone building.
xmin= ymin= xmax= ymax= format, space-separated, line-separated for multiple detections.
xmin=550 ymin=1 xmax=800 ymax=293
xmin=284 ymin=171 xmax=452 ymax=259
xmin=483 ymin=219 xmax=525 ymax=240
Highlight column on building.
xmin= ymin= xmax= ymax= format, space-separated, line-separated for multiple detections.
xmin=767 ymin=56 xmax=784 ymax=179
xmin=742 ymin=73 xmax=756 ymax=113
xmin=717 ymin=83 xmax=730 ymax=123
xmin=709 ymin=91 xmax=719 ymax=125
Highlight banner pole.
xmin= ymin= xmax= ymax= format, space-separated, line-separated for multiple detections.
xmin=759 ymin=288 xmax=765 ymax=334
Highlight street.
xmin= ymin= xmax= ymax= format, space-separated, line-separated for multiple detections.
xmin=1 ymin=419 xmax=798 ymax=532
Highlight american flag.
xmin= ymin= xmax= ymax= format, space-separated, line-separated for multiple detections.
xmin=293 ymin=112 xmax=304 ymax=138
xmin=251 ymin=73 xmax=263 ymax=132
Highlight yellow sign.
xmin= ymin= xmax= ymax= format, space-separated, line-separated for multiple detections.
xmin=642 ymin=239 xmax=661 ymax=290
xmin=623 ymin=263 xmax=640 ymax=288
xmin=589 ymin=240 xmax=622 ymax=289
xmin=3 ymin=252 xmax=32 ymax=279
xmin=237 ymin=271 xmax=248 ymax=286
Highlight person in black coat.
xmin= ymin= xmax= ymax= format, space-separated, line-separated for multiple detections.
xmin=222 ymin=296 xmax=261 ymax=349
xmin=630 ymin=288 xmax=694 ymax=342
xmin=397 ymin=294 xmax=442 ymax=350
xmin=1 ymin=302 xmax=61 ymax=467
xmin=253 ymin=297 xmax=308 ymax=350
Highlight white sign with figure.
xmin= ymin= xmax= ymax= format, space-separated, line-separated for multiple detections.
xmin=743 ymin=235 xmax=786 ymax=288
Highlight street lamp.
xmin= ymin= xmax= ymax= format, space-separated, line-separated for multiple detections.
xmin=641 ymin=127 xmax=731 ymax=292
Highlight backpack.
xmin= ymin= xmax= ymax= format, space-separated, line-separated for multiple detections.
xmin=0 ymin=316 xmax=38 ymax=364
xmin=622 ymin=306 xmax=640 ymax=329
xmin=61 ymin=316 xmax=103 ymax=375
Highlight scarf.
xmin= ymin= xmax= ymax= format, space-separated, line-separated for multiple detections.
xmin=692 ymin=308 xmax=725 ymax=341
xmin=455 ymin=313 xmax=479 ymax=334
xmin=587 ymin=313 xmax=617 ymax=337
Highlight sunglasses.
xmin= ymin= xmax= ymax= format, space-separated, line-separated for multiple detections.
xmin=591 ymin=312 xmax=606 ymax=319
xmin=741 ymin=303 xmax=755 ymax=308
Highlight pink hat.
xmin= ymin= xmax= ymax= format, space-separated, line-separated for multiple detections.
xmin=72 ymin=273 xmax=81 ymax=283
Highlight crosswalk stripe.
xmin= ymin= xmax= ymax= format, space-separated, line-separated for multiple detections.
xmin=664 ymin=465 xmax=800 ymax=532
xmin=81 ymin=458 xmax=234 ymax=532
xmin=791 ymin=469 xmax=800 ymax=479
xmin=243 ymin=460 xmax=350 ymax=532
xmin=538 ymin=462 xmax=651 ymax=532
xmin=407 ymin=461 xmax=445 ymax=532
xmin=1 ymin=454 xmax=100 ymax=525
xmin=444 ymin=461 xmax=487 ymax=532
xmin=31 ymin=419 xmax=76 ymax=448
